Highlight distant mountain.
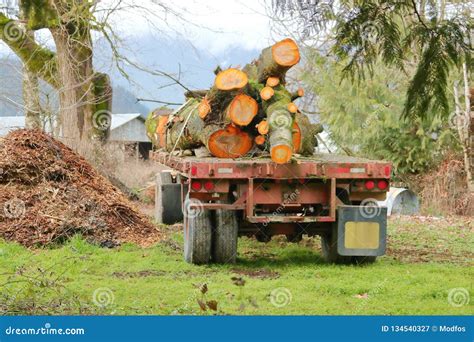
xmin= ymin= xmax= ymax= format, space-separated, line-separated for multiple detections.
xmin=0 ymin=58 xmax=150 ymax=118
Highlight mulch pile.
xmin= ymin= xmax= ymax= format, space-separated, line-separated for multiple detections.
xmin=0 ymin=129 xmax=162 ymax=247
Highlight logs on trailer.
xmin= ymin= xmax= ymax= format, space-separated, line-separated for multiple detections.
xmin=146 ymin=38 xmax=321 ymax=164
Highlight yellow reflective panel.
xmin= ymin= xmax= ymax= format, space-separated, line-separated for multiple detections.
xmin=344 ymin=222 xmax=380 ymax=249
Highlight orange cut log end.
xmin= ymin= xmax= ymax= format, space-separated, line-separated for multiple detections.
xmin=271 ymin=38 xmax=300 ymax=67
xmin=297 ymin=87 xmax=304 ymax=97
xmin=198 ymin=98 xmax=211 ymax=119
xmin=292 ymin=122 xmax=301 ymax=153
xmin=271 ymin=145 xmax=293 ymax=164
xmin=208 ymin=124 xmax=253 ymax=158
xmin=266 ymin=77 xmax=280 ymax=87
xmin=215 ymin=68 xmax=248 ymax=91
xmin=156 ymin=115 xmax=169 ymax=148
xmin=256 ymin=120 xmax=269 ymax=135
xmin=260 ymin=86 xmax=275 ymax=101
xmin=255 ymin=135 xmax=266 ymax=145
xmin=287 ymin=102 xmax=298 ymax=113
xmin=228 ymin=94 xmax=258 ymax=126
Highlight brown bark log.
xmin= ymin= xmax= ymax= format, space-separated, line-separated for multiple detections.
xmin=257 ymin=38 xmax=300 ymax=83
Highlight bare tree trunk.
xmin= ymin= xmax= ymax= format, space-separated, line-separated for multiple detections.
xmin=51 ymin=26 xmax=96 ymax=155
xmin=453 ymin=64 xmax=473 ymax=192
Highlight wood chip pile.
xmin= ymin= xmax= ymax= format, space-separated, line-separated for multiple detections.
xmin=0 ymin=129 xmax=161 ymax=247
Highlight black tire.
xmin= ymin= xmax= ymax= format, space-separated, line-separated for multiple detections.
xmin=212 ymin=209 xmax=238 ymax=263
xmin=184 ymin=209 xmax=212 ymax=264
xmin=320 ymin=232 xmax=353 ymax=264
xmin=155 ymin=171 xmax=183 ymax=224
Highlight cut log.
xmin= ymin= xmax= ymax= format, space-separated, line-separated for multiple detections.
xmin=287 ymin=102 xmax=298 ymax=113
xmin=257 ymin=38 xmax=300 ymax=83
xmin=226 ymin=94 xmax=258 ymax=126
xmin=256 ymin=120 xmax=269 ymax=135
xmin=260 ymin=86 xmax=275 ymax=101
xmin=293 ymin=112 xmax=323 ymax=155
xmin=266 ymin=77 xmax=280 ymax=87
xmin=255 ymin=135 xmax=266 ymax=145
xmin=215 ymin=68 xmax=248 ymax=91
xmin=291 ymin=87 xmax=304 ymax=100
xmin=198 ymin=98 xmax=211 ymax=119
xmin=206 ymin=124 xmax=253 ymax=158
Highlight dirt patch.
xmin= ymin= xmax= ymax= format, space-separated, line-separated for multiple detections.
xmin=231 ymin=268 xmax=280 ymax=279
xmin=386 ymin=215 xmax=473 ymax=265
xmin=0 ymin=129 xmax=162 ymax=247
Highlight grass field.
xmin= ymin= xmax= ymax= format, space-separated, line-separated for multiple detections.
xmin=0 ymin=216 xmax=472 ymax=315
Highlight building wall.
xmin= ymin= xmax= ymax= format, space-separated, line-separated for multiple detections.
xmin=109 ymin=118 xmax=150 ymax=143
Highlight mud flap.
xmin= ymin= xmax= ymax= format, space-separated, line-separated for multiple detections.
xmin=336 ymin=205 xmax=387 ymax=256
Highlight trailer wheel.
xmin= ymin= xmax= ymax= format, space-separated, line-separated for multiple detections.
xmin=212 ymin=209 xmax=238 ymax=263
xmin=184 ymin=207 xmax=212 ymax=264
xmin=155 ymin=171 xmax=183 ymax=224
xmin=320 ymin=232 xmax=353 ymax=264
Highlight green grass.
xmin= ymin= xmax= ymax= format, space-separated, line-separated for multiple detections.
xmin=0 ymin=216 xmax=472 ymax=315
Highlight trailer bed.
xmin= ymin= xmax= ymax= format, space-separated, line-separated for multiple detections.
xmin=151 ymin=151 xmax=391 ymax=180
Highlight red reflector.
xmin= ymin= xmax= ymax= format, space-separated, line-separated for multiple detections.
xmin=191 ymin=166 xmax=197 ymax=176
xmin=204 ymin=181 xmax=214 ymax=191
xmin=365 ymin=180 xmax=375 ymax=190
xmin=191 ymin=181 xmax=202 ymax=191
xmin=377 ymin=180 xmax=388 ymax=190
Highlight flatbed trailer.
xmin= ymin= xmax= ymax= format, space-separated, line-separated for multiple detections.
xmin=151 ymin=151 xmax=391 ymax=265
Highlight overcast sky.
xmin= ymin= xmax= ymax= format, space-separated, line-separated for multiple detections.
xmin=0 ymin=0 xmax=285 ymax=110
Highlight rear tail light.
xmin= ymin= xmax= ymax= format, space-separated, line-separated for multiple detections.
xmin=377 ymin=180 xmax=388 ymax=190
xmin=204 ymin=181 xmax=214 ymax=191
xmin=364 ymin=180 xmax=375 ymax=190
xmin=191 ymin=181 xmax=202 ymax=191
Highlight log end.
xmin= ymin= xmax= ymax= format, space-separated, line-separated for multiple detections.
xmin=266 ymin=76 xmax=280 ymax=87
xmin=287 ymin=102 xmax=298 ymax=113
xmin=292 ymin=122 xmax=301 ymax=153
xmin=255 ymin=135 xmax=266 ymax=145
xmin=215 ymin=68 xmax=248 ymax=91
xmin=228 ymin=94 xmax=258 ymax=126
xmin=260 ymin=86 xmax=275 ymax=101
xmin=271 ymin=144 xmax=293 ymax=164
xmin=271 ymin=38 xmax=300 ymax=67
xmin=208 ymin=124 xmax=253 ymax=158
xmin=256 ymin=120 xmax=269 ymax=135
xmin=198 ymin=98 xmax=211 ymax=119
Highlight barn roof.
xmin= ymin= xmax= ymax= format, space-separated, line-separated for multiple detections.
xmin=0 ymin=114 xmax=145 ymax=138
